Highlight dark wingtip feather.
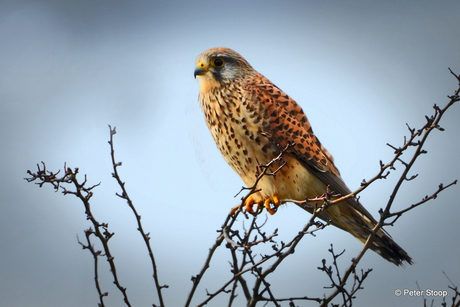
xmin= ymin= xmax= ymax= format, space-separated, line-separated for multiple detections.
xmin=372 ymin=233 xmax=413 ymax=266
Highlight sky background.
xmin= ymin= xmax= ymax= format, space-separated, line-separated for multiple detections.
xmin=1 ymin=0 xmax=459 ymax=306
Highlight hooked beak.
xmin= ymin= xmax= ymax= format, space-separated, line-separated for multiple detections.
xmin=194 ymin=67 xmax=207 ymax=79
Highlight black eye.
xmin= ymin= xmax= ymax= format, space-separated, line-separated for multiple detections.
xmin=212 ymin=57 xmax=225 ymax=67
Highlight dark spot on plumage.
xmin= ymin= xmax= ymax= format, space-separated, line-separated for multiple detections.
xmin=270 ymin=110 xmax=278 ymax=117
xmin=243 ymin=149 xmax=248 ymax=155
xmin=265 ymin=84 xmax=274 ymax=92
xmin=297 ymin=143 xmax=304 ymax=149
xmin=273 ymin=124 xmax=283 ymax=132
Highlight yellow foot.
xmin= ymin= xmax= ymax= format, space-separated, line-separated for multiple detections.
xmin=230 ymin=195 xmax=281 ymax=215
xmin=265 ymin=195 xmax=281 ymax=215
xmin=245 ymin=196 xmax=255 ymax=213
xmin=229 ymin=196 xmax=258 ymax=215
xmin=229 ymin=204 xmax=242 ymax=215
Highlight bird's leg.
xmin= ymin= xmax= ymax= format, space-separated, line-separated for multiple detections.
xmin=230 ymin=196 xmax=281 ymax=215
xmin=229 ymin=196 xmax=257 ymax=215
xmin=229 ymin=204 xmax=241 ymax=215
xmin=254 ymin=200 xmax=265 ymax=214
xmin=244 ymin=196 xmax=255 ymax=213
xmin=245 ymin=197 xmax=265 ymax=215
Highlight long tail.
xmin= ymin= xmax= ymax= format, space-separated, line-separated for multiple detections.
xmin=327 ymin=201 xmax=413 ymax=266
xmin=368 ymin=230 xmax=413 ymax=266
xmin=299 ymin=199 xmax=413 ymax=266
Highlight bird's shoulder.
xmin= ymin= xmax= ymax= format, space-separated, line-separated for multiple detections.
xmin=241 ymin=74 xmax=339 ymax=176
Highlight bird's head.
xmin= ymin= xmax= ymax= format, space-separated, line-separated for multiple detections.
xmin=194 ymin=47 xmax=255 ymax=92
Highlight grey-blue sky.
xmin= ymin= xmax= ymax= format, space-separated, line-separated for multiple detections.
xmin=1 ymin=0 xmax=459 ymax=306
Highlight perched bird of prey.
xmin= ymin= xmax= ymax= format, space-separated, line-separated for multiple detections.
xmin=194 ymin=47 xmax=412 ymax=266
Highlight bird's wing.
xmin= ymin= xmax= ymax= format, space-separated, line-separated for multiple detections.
xmin=247 ymin=75 xmax=379 ymax=225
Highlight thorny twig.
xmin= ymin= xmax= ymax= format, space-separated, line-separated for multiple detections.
xmin=319 ymin=69 xmax=459 ymax=307
xmin=108 ymin=125 xmax=167 ymax=307
xmin=194 ymin=210 xmax=325 ymax=307
xmin=442 ymin=271 xmax=460 ymax=307
xmin=189 ymin=145 xmax=328 ymax=306
xmin=317 ymin=245 xmax=372 ymax=306
xmin=77 ymin=229 xmax=108 ymax=307
xmin=186 ymin=143 xmax=296 ymax=306
xmin=25 ymin=164 xmax=132 ymax=306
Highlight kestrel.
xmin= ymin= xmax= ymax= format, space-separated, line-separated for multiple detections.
xmin=194 ymin=47 xmax=412 ymax=266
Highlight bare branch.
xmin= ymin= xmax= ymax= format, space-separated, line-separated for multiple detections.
xmin=25 ymin=163 xmax=131 ymax=306
xmin=77 ymin=229 xmax=108 ymax=307
xmin=107 ymin=125 xmax=167 ymax=307
xmin=320 ymin=68 xmax=460 ymax=307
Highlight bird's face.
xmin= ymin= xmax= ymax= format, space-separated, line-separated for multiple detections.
xmin=194 ymin=47 xmax=254 ymax=93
